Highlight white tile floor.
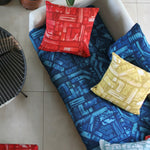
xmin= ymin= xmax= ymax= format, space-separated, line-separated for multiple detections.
xmin=0 ymin=0 xmax=150 ymax=150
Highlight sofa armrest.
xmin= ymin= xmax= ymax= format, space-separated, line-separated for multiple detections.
xmin=29 ymin=5 xmax=46 ymax=32
xmin=93 ymin=0 xmax=135 ymax=40
xmin=29 ymin=0 xmax=95 ymax=32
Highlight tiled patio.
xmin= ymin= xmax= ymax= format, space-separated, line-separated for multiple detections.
xmin=0 ymin=0 xmax=149 ymax=149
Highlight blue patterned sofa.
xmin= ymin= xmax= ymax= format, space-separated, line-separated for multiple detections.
xmin=29 ymin=1 xmax=150 ymax=150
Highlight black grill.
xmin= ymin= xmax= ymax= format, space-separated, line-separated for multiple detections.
xmin=0 ymin=27 xmax=27 ymax=106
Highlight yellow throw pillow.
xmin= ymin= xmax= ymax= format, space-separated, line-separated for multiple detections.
xmin=91 ymin=53 xmax=150 ymax=115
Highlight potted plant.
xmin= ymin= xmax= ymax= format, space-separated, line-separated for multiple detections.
xmin=66 ymin=0 xmax=75 ymax=6
xmin=20 ymin=0 xmax=43 ymax=10
xmin=66 ymin=0 xmax=95 ymax=7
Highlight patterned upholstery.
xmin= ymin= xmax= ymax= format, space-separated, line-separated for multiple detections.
xmin=39 ymin=1 xmax=99 ymax=57
xmin=91 ymin=53 xmax=150 ymax=115
xmin=108 ymin=23 xmax=150 ymax=72
xmin=29 ymin=14 xmax=150 ymax=150
xmin=100 ymin=139 xmax=150 ymax=150
xmin=0 ymin=144 xmax=38 ymax=150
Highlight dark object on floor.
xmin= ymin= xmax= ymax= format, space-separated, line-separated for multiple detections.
xmin=0 ymin=27 xmax=27 ymax=107
xmin=0 ymin=0 xmax=11 ymax=5
xmin=20 ymin=0 xmax=43 ymax=10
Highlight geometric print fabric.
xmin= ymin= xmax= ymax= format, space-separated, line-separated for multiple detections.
xmin=29 ymin=12 xmax=150 ymax=150
xmin=0 ymin=144 xmax=38 ymax=150
xmin=91 ymin=53 xmax=150 ymax=115
xmin=39 ymin=1 xmax=99 ymax=57
xmin=100 ymin=139 xmax=150 ymax=150
xmin=108 ymin=23 xmax=150 ymax=72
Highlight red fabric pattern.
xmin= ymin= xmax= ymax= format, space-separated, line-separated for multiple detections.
xmin=39 ymin=1 xmax=99 ymax=57
xmin=0 ymin=144 xmax=38 ymax=150
xmin=145 ymin=135 xmax=150 ymax=140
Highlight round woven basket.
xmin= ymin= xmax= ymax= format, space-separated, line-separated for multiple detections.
xmin=0 ymin=27 xmax=27 ymax=106
xmin=20 ymin=0 xmax=43 ymax=10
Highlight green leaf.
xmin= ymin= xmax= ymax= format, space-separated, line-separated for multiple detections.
xmin=66 ymin=0 xmax=75 ymax=6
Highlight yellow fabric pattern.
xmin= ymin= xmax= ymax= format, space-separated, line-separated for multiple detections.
xmin=91 ymin=53 xmax=150 ymax=115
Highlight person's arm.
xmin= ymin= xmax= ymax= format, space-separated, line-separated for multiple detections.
xmin=93 ymin=0 xmax=135 ymax=40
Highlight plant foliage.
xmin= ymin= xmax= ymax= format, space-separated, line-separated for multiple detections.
xmin=66 ymin=0 xmax=75 ymax=6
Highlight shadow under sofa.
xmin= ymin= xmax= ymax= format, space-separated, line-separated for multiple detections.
xmin=29 ymin=0 xmax=150 ymax=150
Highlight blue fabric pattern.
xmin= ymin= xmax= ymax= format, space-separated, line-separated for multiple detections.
xmin=108 ymin=23 xmax=150 ymax=72
xmin=29 ymin=15 xmax=150 ymax=150
xmin=100 ymin=139 xmax=150 ymax=150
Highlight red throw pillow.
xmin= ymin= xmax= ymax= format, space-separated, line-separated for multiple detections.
xmin=39 ymin=1 xmax=99 ymax=57
xmin=145 ymin=135 xmax=150 ymax=140
xmin=0 ymin=144 xmax=38 ymax=150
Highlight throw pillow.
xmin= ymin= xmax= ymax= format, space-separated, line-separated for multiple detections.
xmin=91 ymin=53 xmax=150 ymax=115
xmin=100 ymin=139 xmax=150 ymax=150
xmin=29 ymin=0 xmax=96 ymax=32
xmin=145 ymin=136 xmax=150 ymax=140
xmin=108 ymin=23 xmax=150 ymax=72
xmin=39 ymin=1 xmax=99 ymax=57
xmin=0 ymin=144 xmax=38 ymax=150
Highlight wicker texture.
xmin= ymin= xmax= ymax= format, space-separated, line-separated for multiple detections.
xmin=0 ymin=0 xmax=11 ymax=5
xmin=0 ymin=27 xmax=26 ymax=105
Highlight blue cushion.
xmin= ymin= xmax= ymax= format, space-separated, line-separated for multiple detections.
xmin=29 ymin=15 xmax=150 ymax=150
xmin=100 ymin=139 xmax=150 ymax=150
xmin=108 ymin=23 xmax=150 ymax=72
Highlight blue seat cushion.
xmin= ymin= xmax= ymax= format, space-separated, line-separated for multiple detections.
xmin=29 ymin=14 xmax=150 ymax=150
xmin=108 ymin=23 xmax=150 ymax=72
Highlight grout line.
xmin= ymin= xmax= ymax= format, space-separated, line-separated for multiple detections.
xmin=42 ymin=91 xmax=45 ymax=150
xmin=137 ymin=2 xmax=150 ymax=3
xmin=123 ymin=2 xmax=137 ymax=4
xmin=22 ymin=91 xmax=58 ymax=93
xmin=42 ymin=68 xmax=45 ymax=150
xmin=136 ymin=0 xmax=139 ymax=23
xmin=122 ymin=1 xmax=150 ymax=3
xmin=43 ymin=91 xmax=58 ymax=93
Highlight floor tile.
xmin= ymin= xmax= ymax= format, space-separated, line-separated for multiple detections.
xmin=0 ymin=92 xmax=43 ymax=150
xmin=44 ymin=69 xmax=57 ymax=92
xmin=0 ymin=0 xmax=44 ymax=92
xmin=44 ymin=92 xmax=86 ymax=150
xmin=1 ymin=1 xmax=150 ymax=150
xmin=22 ymin=46 xmax=44 ymax=92
xmin=137 ymin=3 xmax=150 ymax=43
xmin=124 ymin=3 xmax=138 ymax=23
xmin=122 ymin=0 xmax=136 ymax=3
xmin=137 ymin=0 xmax=150 ymax=3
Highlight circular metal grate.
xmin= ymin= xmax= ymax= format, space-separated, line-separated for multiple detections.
xmin=0 ymin=27 xmax=26 ymax=106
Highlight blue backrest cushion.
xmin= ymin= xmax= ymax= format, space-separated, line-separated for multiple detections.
xmin=108 ymin=23 xmax=150 ymax=72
